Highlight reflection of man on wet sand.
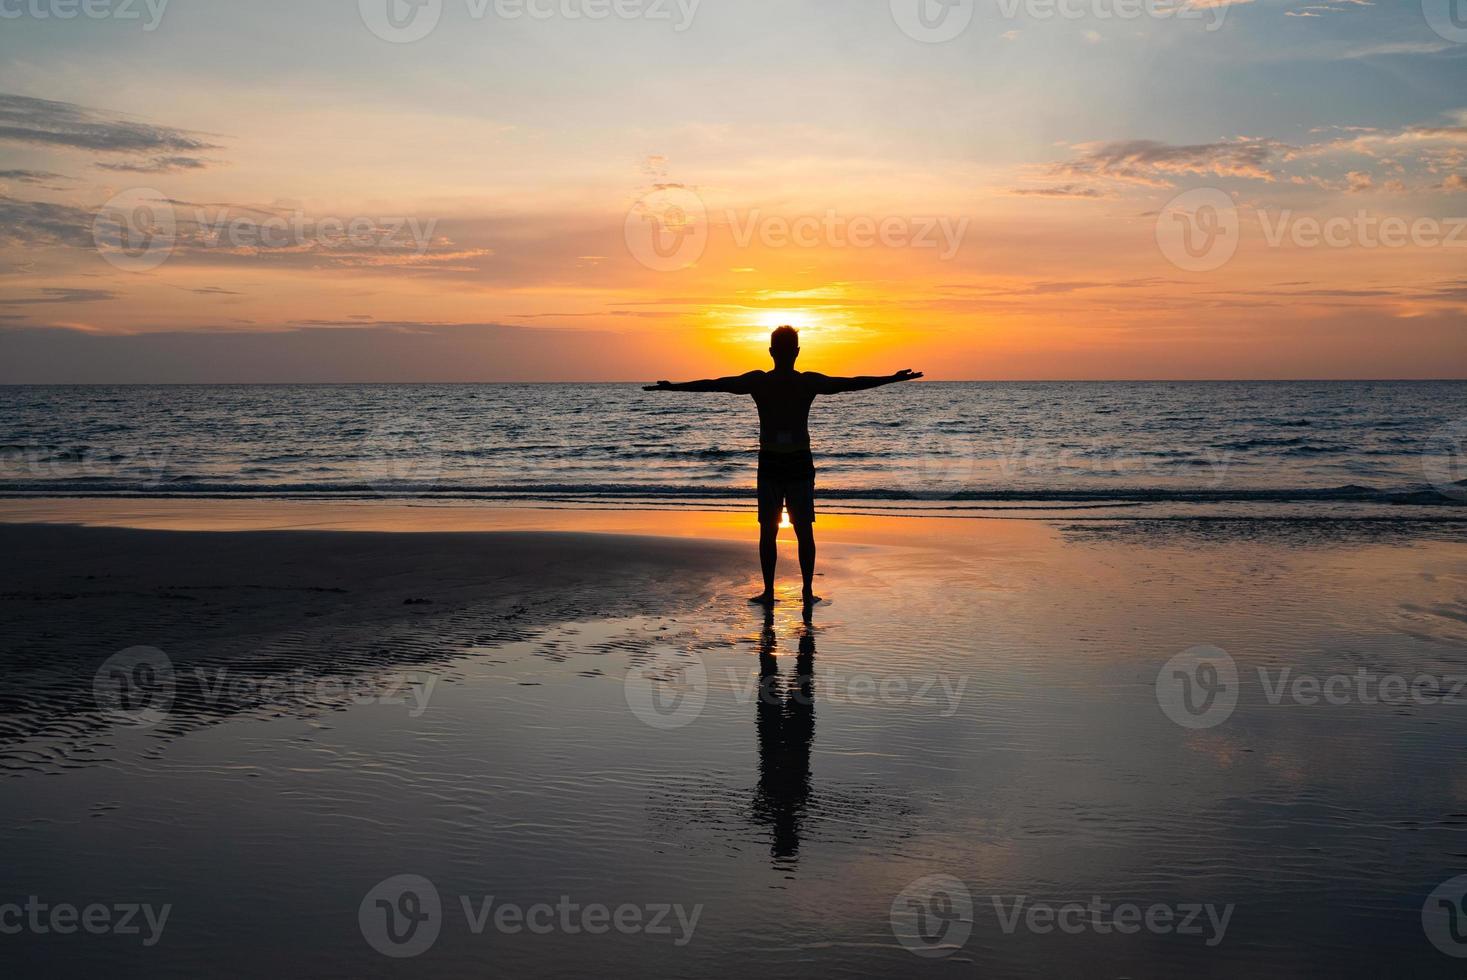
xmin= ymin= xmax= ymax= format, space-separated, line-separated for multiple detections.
xmin=752 ymin=610 xmax=815 ymax=862
xmin=645 ymin=325 xmax=922 ymax=606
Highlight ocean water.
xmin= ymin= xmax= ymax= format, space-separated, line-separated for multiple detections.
xmin=1 ymin=381 xmax=1464 ymax=513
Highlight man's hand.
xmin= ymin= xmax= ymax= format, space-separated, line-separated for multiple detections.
xmin=643 ymin=381 xmax=673 ymax=391
xmin=811 ymin=369 xmax=924 ymax=394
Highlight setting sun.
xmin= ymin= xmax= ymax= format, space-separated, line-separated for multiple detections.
xmin=757 ymin=311 xmax=817 ymax=332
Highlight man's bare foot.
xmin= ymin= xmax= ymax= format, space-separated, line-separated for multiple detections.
xmin=749 ymin=592 xmax=777 ymax=605
xmin=802 ymin=592 xmax=823 ymax=606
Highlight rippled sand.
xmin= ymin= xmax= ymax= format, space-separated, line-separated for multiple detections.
xmin=1 ymin=505 xmax=1465 ymax=977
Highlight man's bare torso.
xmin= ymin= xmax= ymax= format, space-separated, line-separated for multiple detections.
xmin=746 ymin=369 xmax=817 ymax=453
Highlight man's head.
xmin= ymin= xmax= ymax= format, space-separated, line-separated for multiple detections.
xmin=769 ymin=325 xmax=800 ymax=368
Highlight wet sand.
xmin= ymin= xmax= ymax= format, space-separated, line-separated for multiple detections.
xmin=0 ymin=519 xmax=747 ymax=768
xmin=2 ymin=501 xmax=1466 ymax=978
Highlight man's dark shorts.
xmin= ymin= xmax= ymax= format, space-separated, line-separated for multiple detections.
xmin=757 ymin=449 xmax=815 ymax=526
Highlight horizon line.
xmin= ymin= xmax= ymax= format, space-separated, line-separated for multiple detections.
xmin=1 ymin=379 xmax=1464 ymax=386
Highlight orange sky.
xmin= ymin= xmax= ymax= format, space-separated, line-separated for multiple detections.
xmin=1 ymin=2 xmax=1465 ymax=380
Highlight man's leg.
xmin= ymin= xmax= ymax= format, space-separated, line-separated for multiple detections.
xmin=753 ymin=469 xmax=780 ymax=603
xmin=754 ymin=521 xmax=778 ymax=603
xmin=793 ymin=521 xmax=818 ymax=603
xmin=789 ymin=475 xmax=819 ymax=604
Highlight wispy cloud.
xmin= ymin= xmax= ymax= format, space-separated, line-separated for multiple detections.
xmin=0 ymin=168 xmax=71 ymax=184
xmin=1339 ymin=40 xmax=1455 ymax=57
xmin=0 ymin=195 xmax=97 ymax=249
xmin=1052 ymin=137 xmax=1286 ymax=186
xmin=95 ymin=155 xmax=213 ymax=174
xmin=180 ymin=285 xmax=244 ymax=296
xmin=0 ymin=287 xmax=119 ymax=305
xmin=1041 ymin=112 xmax=1467 ymax=196
xmin=1008 ymin=184 xmax=1109 ymax=198
xmin=0 ymin=93 xmax=221 ymax=166
xmin=1284 ymin=1 xmax=1373 ymax=18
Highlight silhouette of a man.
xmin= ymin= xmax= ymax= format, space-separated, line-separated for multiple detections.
xmin=644 ymin=325 xmax=922 ymax=605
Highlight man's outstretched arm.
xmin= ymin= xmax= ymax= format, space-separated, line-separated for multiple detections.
xmin=643 ymin=371 xmax=760 ymax=394
xmin=810 ymin=369 xmax=924 ymax=395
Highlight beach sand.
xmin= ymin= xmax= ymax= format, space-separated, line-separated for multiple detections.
xmin=2 ymin=500 xmax=1466 ymax=977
